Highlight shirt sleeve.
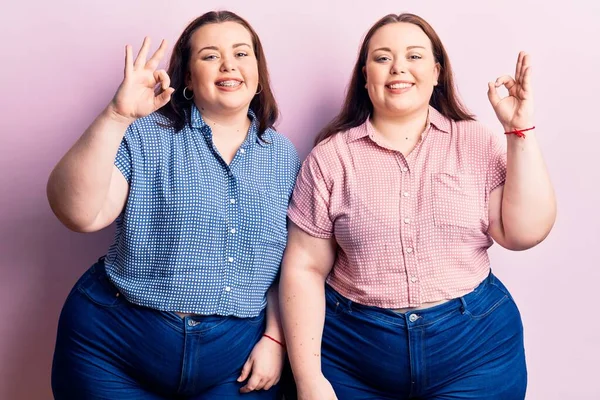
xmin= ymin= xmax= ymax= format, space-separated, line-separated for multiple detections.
xmin=114 ymin=124 xmax=137 ymax=183
xmin=487 ymin=133 xmax=507 ymax=192
xmin=287 ymin=151 xmax=334 ymax=238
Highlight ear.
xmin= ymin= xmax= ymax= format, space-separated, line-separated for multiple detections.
xmin=433 ymin=62 xmax=441 ymax=86
xmin=362 ymin=66 xmax=368 ymax=88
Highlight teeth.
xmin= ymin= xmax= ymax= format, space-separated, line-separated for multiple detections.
xmin=388 ymin=82 xmax=413 ymax=89
xmin=217 ymin=80 xmax=241 ymax=87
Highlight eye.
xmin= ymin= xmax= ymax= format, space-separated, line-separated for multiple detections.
xmin=236 ymin=52 xmax=248 ymax=57
xmin=202 ymin=54 xmax=218 ymax=61
xmin=408 ymin=54 xmax=422 ymax=60
xmin=375 ymin=56 xmax=391 ymax=62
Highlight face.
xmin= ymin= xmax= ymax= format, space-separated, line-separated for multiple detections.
xmin=186 ymin=21 xmax=259 ymax=114
xmin=363 ymin=22 xmax=440 ymax=118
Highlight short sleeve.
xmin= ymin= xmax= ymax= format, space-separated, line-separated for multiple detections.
xmin=287 ymin=152 xmax=333 ymax=238
xmin=487 ymin=133 xmax=507 ymax=192
xmin=114 ymin=125 xmax=136 ymax=183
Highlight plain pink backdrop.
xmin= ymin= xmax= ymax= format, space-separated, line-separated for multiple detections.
xmin=1 ymin=1 xmax=598 ymax=399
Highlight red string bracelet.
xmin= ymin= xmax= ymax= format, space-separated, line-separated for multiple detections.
xmin=505 ymin=126 xmax=535 ymax=138
xmin=263 ymin=334 xmax=285 ymax=348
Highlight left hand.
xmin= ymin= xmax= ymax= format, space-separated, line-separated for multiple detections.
xmin=487 ymin=51 xmax=534 ymax=130
xmin=238 ymin=335 xmax=286 ymax=393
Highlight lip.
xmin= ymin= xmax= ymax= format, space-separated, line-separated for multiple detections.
xmin=215 ymin=78 xmax=244 ymax=92
xmin=385 ymin=80 xmax=414 ymax=93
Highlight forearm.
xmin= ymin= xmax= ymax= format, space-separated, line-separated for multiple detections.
xmin=279 ymin=266 xmax=327 ymax=387
xmin=502 ymin=130 xmax=556 ymax=246
xmin=264 ymin=284 xmax=284 ymax=342
xmin=47 ymin=105 xmax=132 ymax=229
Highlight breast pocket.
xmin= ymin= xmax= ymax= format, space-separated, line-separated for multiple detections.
xmin=258 ymin=188 xmax=289 ymax=246
xmin=432 ymin=172 xmax=482 ymax=230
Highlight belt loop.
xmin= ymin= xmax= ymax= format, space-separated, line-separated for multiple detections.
xmin=459 ymin=297 xmax=468 ymax=314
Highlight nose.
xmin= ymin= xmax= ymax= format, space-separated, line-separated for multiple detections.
xmin=220 ymin=55 xmax=236 ymax=72
xmin=390 ymin=59 xmax=406 ymax=75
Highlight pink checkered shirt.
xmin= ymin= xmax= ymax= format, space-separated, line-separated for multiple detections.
xmin=288 ymin=107 xmax=507 ymax=308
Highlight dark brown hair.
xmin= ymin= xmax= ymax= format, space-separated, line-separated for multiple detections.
xmin=315 ymin=13 xmax=473 ymax=145
xmin=158 ymin=11 xmax=278 ymax=135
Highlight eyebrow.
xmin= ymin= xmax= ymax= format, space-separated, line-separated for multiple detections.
xmin=198 ymin=43 xmax=252 ymax=53
xmin=372 ymin=45 xmax=427 ymax=52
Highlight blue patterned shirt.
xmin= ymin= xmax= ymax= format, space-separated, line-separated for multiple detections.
xmin=104 ymin=105 xmax=300 ymax=317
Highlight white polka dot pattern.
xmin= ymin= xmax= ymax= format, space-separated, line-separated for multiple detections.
xmin=288 ymin=106 xmax=507 ymax=308
xmin=105 ymin=106 xmax=301 ymax=317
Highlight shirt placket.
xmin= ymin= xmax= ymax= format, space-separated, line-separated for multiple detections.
xmin=398 ymin=155 xmax=421 ymax=306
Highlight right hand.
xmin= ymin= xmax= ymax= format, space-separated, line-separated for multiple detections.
xmin=109 ymin=37 xmax=175 ymax=123
xmin=297 ymin=374 xmax=338 ymax=400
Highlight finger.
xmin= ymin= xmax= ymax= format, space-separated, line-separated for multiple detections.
xmin=134 ymin=37 xmax=151 ymax=69
xmin=522 ymin=65 xmax=533 ymax=95
xmin=495 ymin=75 xmax=517 ymax=91
xmin=124 ymin=45 xmax=133 ymax=77
xmin=240 ymin=375 xmax=265 ymax=393
xmin=154 ymin=87 xmax=174 ymax=109
xmin=146 ymin=39 xmax=168 ymax=71
xmin=515 ymin=51 xmax=525 ymax=84
xmin=237 ymin=358 xmax=253 ymax=383
xmin=487 ymin=81 xmax=501 ymax=107
xmin=262 ymin=378 xmax=277 ymax=391
xmin=154 ymin=70 xmax=171 ymax=91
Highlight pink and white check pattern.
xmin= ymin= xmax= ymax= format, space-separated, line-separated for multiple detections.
xmin=288 ymin=107 xmax=507 ymax=308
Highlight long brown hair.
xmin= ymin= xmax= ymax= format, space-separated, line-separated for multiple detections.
xmin=315 ymin=13 xmax=473 ymax=145
xmin=158 ymin=11 xmax=278 ymax=135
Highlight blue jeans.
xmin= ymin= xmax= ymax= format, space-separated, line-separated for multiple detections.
xmin=322 ymin=272 xmax=527 ymax=399
xmin=51 ymin=258 xmax=280 ymax=399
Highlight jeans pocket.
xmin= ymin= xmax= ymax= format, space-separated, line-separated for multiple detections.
xmin=464 ymin=284 xmax=509 ymax=320
xmin=324 ymin=286 xmax=342 ymax=318
xmin=78 ymin=266 xmax=126 ymax=308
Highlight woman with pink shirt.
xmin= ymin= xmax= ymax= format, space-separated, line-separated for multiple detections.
xmin=279 ymin=13 xmax=555 ymax=400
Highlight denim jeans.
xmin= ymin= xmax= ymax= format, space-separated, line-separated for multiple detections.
xmin=321 ymin=272 xmax=527 ymax=399
xmin=51 ymin=258 xmax=280 ymax=399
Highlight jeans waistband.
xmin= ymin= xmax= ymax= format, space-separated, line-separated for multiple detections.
xmin=325 ymin=271 xmax=505 ymax=327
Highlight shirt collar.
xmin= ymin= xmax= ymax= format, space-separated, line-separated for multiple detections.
xmin=347 ymin=105 xmax=451 ymax=143
xmin=190 ymin=105 xmax=266 ymax=146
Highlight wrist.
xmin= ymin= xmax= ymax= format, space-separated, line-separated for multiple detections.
xmin=104 ymin=104 xmax=136 ymax=127
xmin=262 ymin=333 xmax=285 ymax=348
xmin=295 ymin=371 xmax=325 ymax=388
xmin=504 ymin=125 xmax=536 ymax=139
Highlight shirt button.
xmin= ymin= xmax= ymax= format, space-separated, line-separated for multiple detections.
xmin=404 ymin=218 xmax=411 ymax=224
xmin=410 ymin=276 xmax=418 ymax=283
xmin=239 ymin=148 xmax=246 ymax=154
xmin=402 ymin=167 xmax=409 ymax=172
xmin=409 ymin=314 xmax=419 ymax=323
xmin=403 ymin=192 xmax=410 ymax=197
xmin=406 ymin=247 xmax=413 ymax=253
xmin=230 ymin=228 xmax=236 ymax=234
xmin=230 ymin=199 xmax=236 ymax=204
xmin=227 ymin=257 xmax=234 ymax=262
xmin=224 ymin=286 xmax=231 ymax=292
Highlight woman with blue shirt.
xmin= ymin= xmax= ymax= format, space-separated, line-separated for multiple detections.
xmin=48 ymin=11 xmax=300 ymax=399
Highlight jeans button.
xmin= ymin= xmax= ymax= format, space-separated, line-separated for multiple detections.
xmin=188 ymin=319 xmax=198 ymax=327
xmin=409 ymin=314 xmax=419 ymax=323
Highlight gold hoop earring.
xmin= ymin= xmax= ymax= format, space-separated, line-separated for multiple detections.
xmin=255 ymin=83 xmax=263 ymax=95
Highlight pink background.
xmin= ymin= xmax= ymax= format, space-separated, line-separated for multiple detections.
xmin=1 ymin=1 xmax=598 ymax=398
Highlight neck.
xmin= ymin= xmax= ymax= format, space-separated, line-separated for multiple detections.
xmin=195 ymin=102 xmax=251 ymax=131
xmin=371 ymin=107 xmax=430 ymax=143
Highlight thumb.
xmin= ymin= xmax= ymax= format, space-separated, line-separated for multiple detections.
xmin=487 ymin=82 xmax=501 ymax=108
xmin=238 ymin=357 xmax=253 ymax=382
